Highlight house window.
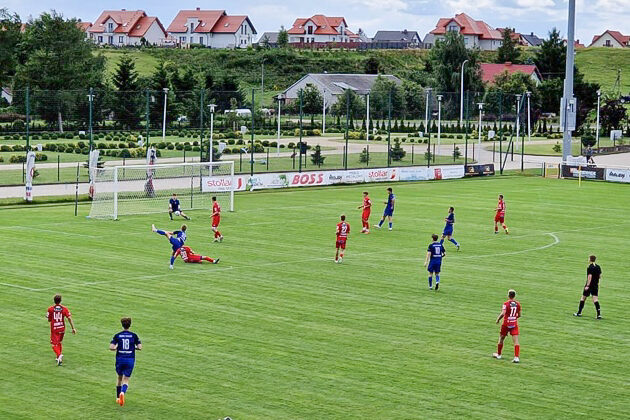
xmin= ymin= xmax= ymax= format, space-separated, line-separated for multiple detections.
xmin=98 ymin=36 xmax=103 ymax=43
xmin=190 ymin=23 xmax=194 ymax=33
xmin=199 ymin=37 xmax=204 ymax=45
xmin=180 ymin=36 xmax=187 ymax=43
xmin=464 ymin=37 xmax=468 ymax=44
xmin=108 ymin=23 xmax=113 ymax=32
xmin=119 ymin=36 xmax=124 ymax=43
xmin=448 ymin=25 xmax=458 ymax=32
xmin=108 ymin=36 xmax=113 ymax=44
xmin=605 ymin=40 xmax=611 ymax=47
xmin=308 ymin=26 xmax=313 ymax=34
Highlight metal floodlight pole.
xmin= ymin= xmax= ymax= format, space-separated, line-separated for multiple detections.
xmin=251 ymin=89 xmax=255 ymax=176
xmin=322 ymin=89 xmax=326 ymax=135
xmin=387 ymin=89 xmax=392 ymax=167
xmin=199 ymin=90 xmax=204 ymax=162
xmin=515 ymin=94 xmax=523 ymax=170
xmin=561 ymin=0 xmax=576 ymax=162
xmin=208 ymin=104 xmax=216 ymax=164
xmin=299 ymin=89 xmax=303 ymax=172
xmin=25 ymin=87 xmax=30 ymax=152
xmin=425 ymin=88 xmax=432 ymax=132
xmin=88 ymin=88 xmax=94 ymax=151
xmin=366 ymin=92 xmax=370 ymax=142
xmin=277 ymin=94 xmax=283 ymax=156
xmin=477 ymin=103 xmax=484 ymax=145
xmin=261 ymin=61 xmax=265 ymax=102
xmin=460 ymin=60 xmax=469 ymax=125
xmin=145 ymin=89 xmax=150 ymax=150
xmin=437 ymin=95 xmax=443 ymax=159
xmin=162 ymin=87 xmax=169 ymax=140
xmin=345 ymin=89 xmax=350 ymax=170
xmin=526 ymin=91 xmax=532 ymax=143
xmin=596 ymin=90 xmax=601 ymax=150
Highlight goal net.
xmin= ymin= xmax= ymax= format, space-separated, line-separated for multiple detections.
xmin=88 ymin=161 xmax=234 ymax=219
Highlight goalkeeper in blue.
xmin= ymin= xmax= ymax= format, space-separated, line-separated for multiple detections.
xmin=440 ymin=207 xmax=460 ymax=250
xmin=169 ymin=193 xmax=190 ymax=220
xmin=152 ymin=224 xmax=187 ymax=269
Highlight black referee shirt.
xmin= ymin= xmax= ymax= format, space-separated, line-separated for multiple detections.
xmin=587 ymin=263 xmax=602 ymax=287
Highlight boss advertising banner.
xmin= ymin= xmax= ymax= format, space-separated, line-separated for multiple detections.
xmin=605 ymin=168 xmax=630 ymax=183
xmin=25 ymin=151 xmax=36 ymax=201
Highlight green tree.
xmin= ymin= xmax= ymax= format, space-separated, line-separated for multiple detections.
xmin=111 ymin=53 xmax=142 ymax=129
xmin=496 ymin=28 xmax=521 ymax=64
xmin=370 ymin=75 xmax=405 ymax=119
xmin=364 ymin=56 xmax=380 ymax=74
xmin=310 ymin=144 xmax=326 ymax=166
xmin=332 ymin=89 xmax=366 ymax=118
xmin=428 ymin=31 xmax=482 ymax=94
xmin=0 ymin=8 xmax=22 ymax=86
xmin=390 ymin=138 xmax=406 ymax=161
xmin=277 ymin=26 xmax=288 ymax=48
xmin=301 ymin=84 xmax=323 ymax=118
xmin=401 ymin=80 xmax=424 ymax=117
xmin=534 ymin=28 xmax=565 ymax=81
xmin=600 ymin=99 xmax=627 ymax=133
xmin=150 ymin=61 xmax=175 ymax=127
xmin=15 ymin=11 xmax=105 ymax=131
xmin=485 ymin=71 xmax=540 ymax=116
xmin=359 ymin=147 xmax=369 ymax=163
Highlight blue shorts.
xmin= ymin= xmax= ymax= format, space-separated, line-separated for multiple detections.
xmin=443 ymin=227 xmax=453 ymax=236
xmin=169 ymin=237 xmax=182 ymax=251
xmin=427 ymin=260 xmax=442 ymax=273
xmin=383 ymin=208 xmax=394 ymax=217
xmin=116 ymin=359 xmax=135 ymax=377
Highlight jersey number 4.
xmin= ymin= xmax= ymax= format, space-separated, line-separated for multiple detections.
xmin=53 ymin=312 xmax=63 ymax=322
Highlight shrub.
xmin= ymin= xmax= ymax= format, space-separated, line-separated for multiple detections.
xmin=12 ymin=119 xmax=25 ymax=130
xmin=184 ymin=144 xmax=192 ymax=151
xmin=13 ymin=144 xmax=24 ymax=152
xmin=192 ymin=146 xmax=200 ymax=152
xmin=97 ymin=142 xmax=106 ymax=149
xmin=175 ymin=144 xmax=184 ymax=150
xmin=270 ymin=141 xmax=278 ymax=148
xmin=262 ymin=140 xmax=270 ymax=147
xmin=232 ymin=147 xmax=241 ymax=154
xmin=0 ymin=156 xmax=3 ymax=162
xmin=9 ymin=154 xmax=26 ymax=163
xmin=78 ymin=133 xmax=86 ymax=140
xmin=74 ymin=148 xmax=82 ymax=154
xmin=288 ymin=142 xmax=296 ymax=148
xmin=48 ymin=144 xmax=57 ymax=152
xmin=118 ymin=143 xmax=126 ymax=149
xmin=0 ymin=145 xmax=11 ymax=152
xmin=156 ymin=142 xmax=166 ymax=149
xmin=120 ymin=148 xmax=131 ymax=158
xmin=227 ymin=139 xmax=235 ymax=145
xmin=581 ymin=134 xmax=596 ymax=148
xmin=312 ymin=129 xmax=321 ymax=136
xmin=65 ymin=146 xmax=74 ymax=153
xmin=236 ymin=139 xmax=244 ymax=145
xmin=279 ymin=144 xmax=285 ymax=148
xmin=552 ymin=142 xmax=562 ymax=153
xmin=167 ymin=144 xmax=175 ymax=150
xmin=77 ymin=141 xmax=86 ymax=149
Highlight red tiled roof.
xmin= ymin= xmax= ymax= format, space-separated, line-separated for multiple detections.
xmin=288 ymin=15 xmax=347 ymax=36
xmin=167 ymin=9 xmax=225 ymax=33
xmin=590 ymin=30 xmax=630 ymax=47
xmin=128 ymin=16 xmax=166 ymax=37
xmin=77 ymin=22 xmax=92 ymax=32
xmin=480 ymin=62 xmax=541 ymax=84
xmin=89 ymin=10 xmax=146 ymax=34
xmin=430 ymin=13 xmax=502 ymax=40
xmin=212 ymin=15 xmax=247 ymax=33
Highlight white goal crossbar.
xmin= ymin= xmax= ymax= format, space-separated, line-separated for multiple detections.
xmin=88 ymin=161 xmax=234 ymax=219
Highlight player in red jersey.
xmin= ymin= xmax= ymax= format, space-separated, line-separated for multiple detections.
xmin=357 ymin=191 xmax=372 ymax=234
xmin=493 ymin=289 xmax=521 ymax=363
xmin=46 ymin=294 xmax=76 ymax=366
xmin=211 ymin=196 xmax=223 ymax=242
xmin=335 ymin=214 xmax=350 ymax=263
xmin=494 ymin=194 xmax=509 ymax=234
xmin=175 ymin=245 xmax=220 ymax=264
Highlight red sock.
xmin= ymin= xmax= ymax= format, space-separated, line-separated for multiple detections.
xmin=495 ymin=225 xmax=498 ymax=232
xmin=203 ymin=256 xmax=214 ymax=262
xmin=514 ymin=345 xmax=520 ymax=357
xmin=52 ymin=344 xmax=61 ymax=357
xmin=497 ymin=343 xmax=503 ymax=355
xmin=216 ymin=231 xmax=222 ymax=238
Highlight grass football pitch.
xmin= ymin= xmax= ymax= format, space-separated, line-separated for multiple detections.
xmin=1 ymin=176 xmax=628 ymax=419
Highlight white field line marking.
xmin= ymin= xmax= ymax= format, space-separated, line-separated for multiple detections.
xmin=20 ymin=226 xmax=99 ymax=238
xmin=0 ymin=282 xmax=42 ymax=291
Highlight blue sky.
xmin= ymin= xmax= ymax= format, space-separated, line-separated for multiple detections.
xmin=5 ymin=0 xmax=627 ymax=44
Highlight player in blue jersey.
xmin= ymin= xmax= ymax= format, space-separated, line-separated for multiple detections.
xmin=152 ymin=223 xmax=187 ymax=269
xmin=441 ymin=207 xmax=460 ymax=250
xmin=168 ymin=193 xmax=190 ymax=220
xmin=424 ymin=234 xmax=446 ymax=291
xmin=374 ymin=187 xmax=395 ymax=231
xmin=110 ymin=317 xmax=142 ymax=407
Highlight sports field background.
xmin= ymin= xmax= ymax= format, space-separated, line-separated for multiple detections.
xmin=1 ymin=176 xmax=628 ymax=418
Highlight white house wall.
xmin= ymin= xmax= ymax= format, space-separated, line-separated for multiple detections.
xmin=142 ymin=21 xmax=167 ymax=45
xmin=590 ymin=33 xmax=626 ymax=48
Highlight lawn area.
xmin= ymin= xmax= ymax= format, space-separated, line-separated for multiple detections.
xmin=1 ymin=176 xmax=628 ymax=418
xmin=101 ymin=49 xmax=160 ymax=78
xmin=484 ymin=137 xmax=626 ymax=156
xmin=575 ymin=48 xmax=630 ymax=94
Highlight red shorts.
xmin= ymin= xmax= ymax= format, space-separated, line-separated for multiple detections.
xmin=50 ymin=331 xmax=65 ymax=345
xmin=212 ymin=216 xmax=220 ymax=228
xmin=500 ymin=324 xmax=519 ymax=336
xmin=336 ymin=238 xmax=347 ymax=249
xmin=495 ymin=214 xmax=505 ymax=223
xmin=185 ymin=254 xmax=202 ymax=263
xmin=362 ymin=210 xmax=371 ymax=221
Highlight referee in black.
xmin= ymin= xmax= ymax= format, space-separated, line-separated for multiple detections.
xmin=574 ymin=255 xmax=602 ymax=319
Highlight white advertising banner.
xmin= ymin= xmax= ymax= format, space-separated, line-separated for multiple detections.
xmin=432 ymin=165 xmax=466 ymax=180
xmin=25 ymin=151 xmax=36 ymax=201
xmin=605 ymin=168 xmax=630 ymax=183
xmin=201 ymin=175 xmax=250 ymax=192
xmin=363 ymin=168 xmax=400 ymax=183
xmin=248 ymin=173 xmax=291 ymax=191
xmin=399 ymin=166 xmax=433 ymax=181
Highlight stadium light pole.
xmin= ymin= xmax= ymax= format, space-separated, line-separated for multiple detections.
xmin=460 ymin=59 xmax=469 ymax=126
xmin=322 ymin=88 xmax=326 ymax=134
xmin=425 ymin=88 xmax=432 ymax=133
xmin=87 ymin=88 xmax=94 ymax=151
xmin=477 ymin=102 xmax=484 ymax=145
xmin=526 ymin=91 xmax=532 ymax=143
xmin=208 ymin=104 xmax=216 ymax=164
xmin=277 ymin=94 xmax=284 ymax=156
xmin=162 ymin=88 xmax=169 ymax=141
xmin=345 ymin=89 xmax=350 ymax=170
xmin=366 ymin=92 xmax=370 ymax=142
xmin=515 ymin=94 xmax=522 ymax=167
xmin=561 ymin=0 xmax=576 ymax=162
xmin=596 ymin=90 xmax=601 ymax=150
xmin=437 ymin=95 xmax=443 ymax=158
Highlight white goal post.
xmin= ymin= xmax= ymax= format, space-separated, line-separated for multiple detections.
xmin=88 ymin=161 xmax=234 ymax=219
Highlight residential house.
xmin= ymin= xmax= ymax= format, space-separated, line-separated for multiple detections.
xmin=480 ymin=62 xmax=543 ymax=86
xmin=497 ymin=28 xmax=525 ymax=45
xmin=167 ymin=9 xmax=256 ymax=49
xmin=430 ymin=13 xmax=502 ymax=50
xmin=589 ymin=30 xmax=629 ymax=48
xmin=422 ymin=33 xmax=435 ymax=49
xmin=257 ymin=32 xmax=279 ymax=47
xmin=287 ymin=15 xmax=352 ymax=44
xmin=372 ymin=30 xmax=422 ymax=47
xmin=77 ymin=21 xmax=92 ymax=40
xmin=88 ymin=10 xmax=167 ymax=46
xmin=521 ymin=32 xmax=543 ymax=47
xmin=283 ymin=73 xmax=402 ymax=107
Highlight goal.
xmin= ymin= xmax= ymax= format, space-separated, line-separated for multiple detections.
xmin=543 ymin=162 xmax=560 ymax=178
xmin=88 ymin=161 xmax=234 ymax=219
